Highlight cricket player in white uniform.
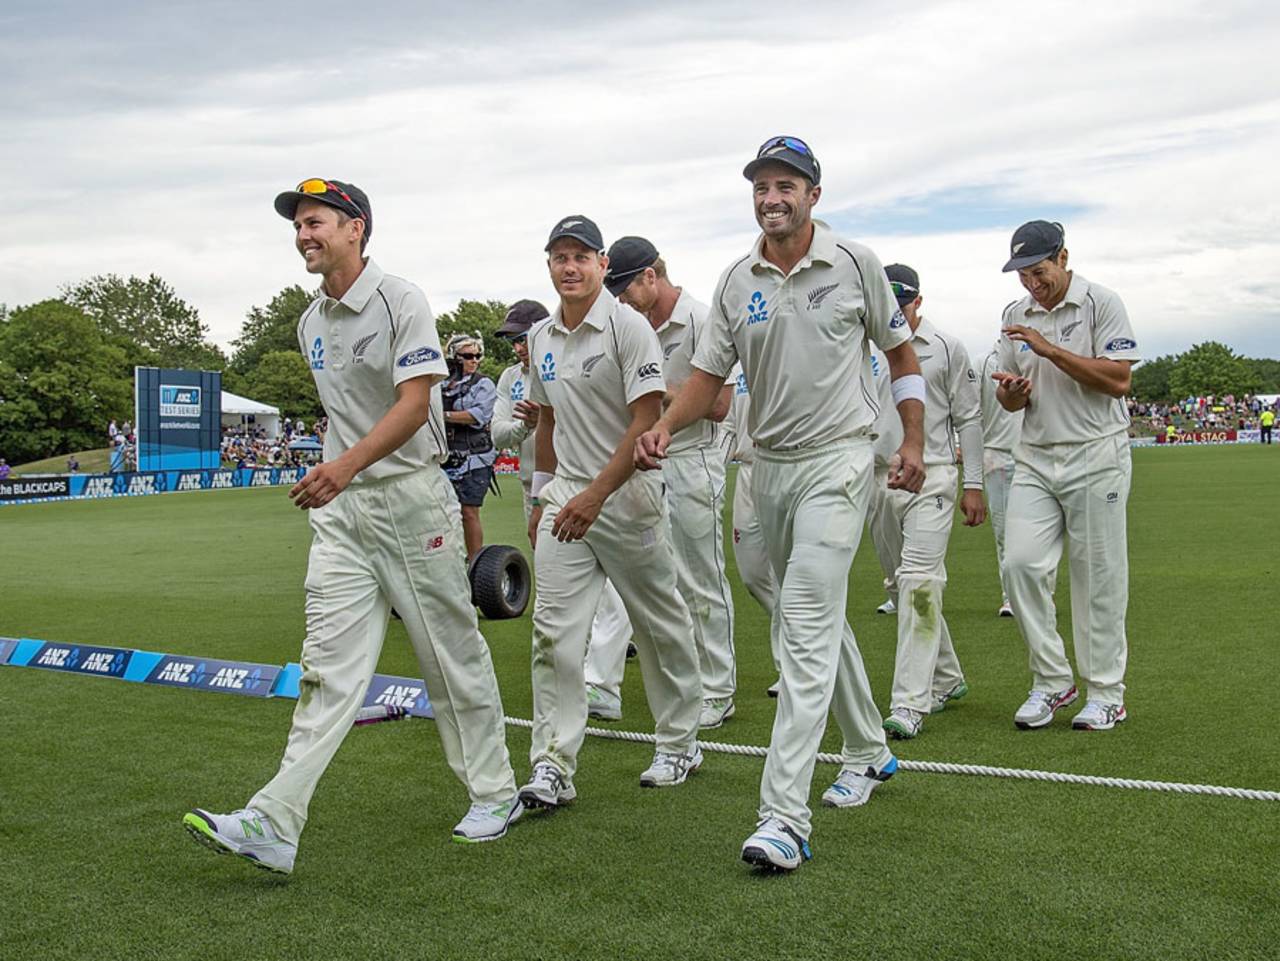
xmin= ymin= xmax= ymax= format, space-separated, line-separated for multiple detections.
xmin=519 ymin=215 xmax=704 ymax=809
xmin=637 ymin=137 xmax=926 ymax=872
xmin=993 ymin=220 xmax=1140 ymax=732
xmin=872 ymin=264 xmax=986 ymax=740
xmin=183 ymin=179 xmax=521 ymax=875
xmin=581 ymin=237 xmax=737 ymax=730
xmin=492 ymin=299 xmax=550 ymax=521
xmin=979 ymin=342 xmax=1023 ymax=617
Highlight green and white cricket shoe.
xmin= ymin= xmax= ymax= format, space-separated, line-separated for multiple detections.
xmin=821 ymin=756 xmax=898 ymax=808
xmin=698 ymin=697 xmax=735 ymax=729
xmin=929 ymin=680 xmax=970 ymax=714
xmin=586 ymin=684 xmax=622 ymax=721
xmin=639 ymin=746 xmax=704 ymax=787
xmin=1013 ymin=686 xmax=1079 ymax=729
xmin=1071 ymin=700 xmax=1127 ymax=731
xmin=741 ymin=817 xmax=811 ymax=872
xmin=883 ymin=707 xmax=924 ymax=739
xmin=452 ymin=797 xmax=524 ymax=843
xmin=182 ymin=807 xmax=296 ymax=875
xmin=518 ymin=762 xmax=577 ymax=809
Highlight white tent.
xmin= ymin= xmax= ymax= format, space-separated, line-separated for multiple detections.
xmin=220 ymin=390 xmax=281 ymax=437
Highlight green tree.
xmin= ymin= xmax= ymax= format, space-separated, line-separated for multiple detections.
xmin=1168 ymin=341 xmax=1260 ymax=398
xmin=239 ymin=350 xmax=324 ymax=422
xmin=0 ymin=300 xmax=132 ymax=462
xmin=61 ymin=273 xmax=227 ymax=372
xmin=1130 ymin=354 xmax=1176 ymax=401
xmin=435 ymin=299 xmax=514 ymax=382
xmin=229 ymin=285 xmax=316 ymax=376
xmin=1246 ymin=357 xmax=1280 ymax=393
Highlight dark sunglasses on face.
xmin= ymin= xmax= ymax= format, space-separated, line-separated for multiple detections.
xmin=457 ymin=352 xmax=481 ymax=361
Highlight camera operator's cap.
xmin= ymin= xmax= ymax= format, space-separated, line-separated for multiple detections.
xmin=1002 ymin=220 xmax=1065 ymax=272
xmin=743 ymin=135 xmax=821 ymax=186
xmin=496 ymin=299 xmax=550 ymax=337
xmin=884 ymin=263 xmax=920 ymax=305
xmin=274 ymin=179 xmax=373 ymax=240
xmin=604 ymin=236 xmax=660 ymax=296
xmin=545 ymin=215 xmax=605 ymax=253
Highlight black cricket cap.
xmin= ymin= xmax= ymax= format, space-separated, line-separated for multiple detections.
xmin=274 ymin=179 xmax=372 ymax=240
xmin=743 ymin=135 xmax=821 ymax=186
xmin=604 ymin=236 xmax=659 ymax=296
xmin=545 ymin=215 xmax=605 ymax=253
xmin=884 ymin=263 xmax=920 ymax=305
xmin=496 ymin=299 xmax=550 ymax=338
xmin=1002 ymin=220 xmax=1065 ymax=272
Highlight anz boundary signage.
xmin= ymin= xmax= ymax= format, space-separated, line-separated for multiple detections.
xmin=0 ymin=467 xmax=306 ymax=506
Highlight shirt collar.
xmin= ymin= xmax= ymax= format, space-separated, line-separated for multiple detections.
xmin=550 ymin=287 xmax=612 ymax=333
xmin=655 ymin=289 xmax=693 ymax=335
xmin=750 ymin=219 xmax=837 ymax=275
xmin=1025 ymin=272 xmax=1087 ymax=315
xmin=911 ymin=315 xmax=936 ymax=344
xmin=329 ymin=258 xmax=383 ymax=313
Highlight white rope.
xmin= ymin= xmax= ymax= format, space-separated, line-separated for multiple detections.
xmin=503 ymin=716 xmax=1280 ymax=802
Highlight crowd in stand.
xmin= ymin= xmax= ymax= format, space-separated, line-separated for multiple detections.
xmin=1127 ymin=394 xmax=1279 ymax=434
xmin=220 ymin=417 xmax=328 ymax=470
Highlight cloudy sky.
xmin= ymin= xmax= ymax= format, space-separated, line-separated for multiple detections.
xmin=3 ymin=0 xmax=1278 ymax=364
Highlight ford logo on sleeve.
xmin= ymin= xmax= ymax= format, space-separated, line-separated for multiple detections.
xmin=1104 ymin=337 xmax=1137 ymax=352
xmin=396 ymin=346 xmax=442 ymax=368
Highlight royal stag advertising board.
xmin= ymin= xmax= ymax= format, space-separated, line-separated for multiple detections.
xmin=135 ymin=367 xmax=222 ymax=471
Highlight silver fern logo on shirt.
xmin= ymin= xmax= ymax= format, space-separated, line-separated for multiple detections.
xmin=351 ymin=332 xmax=378 ymax=364
xmin=581 ymin=353 xmax=606 ymax=376
xmin=807 ymin=283 xmax=838 ymax=310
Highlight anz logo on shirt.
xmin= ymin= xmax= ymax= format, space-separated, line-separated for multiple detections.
xmin=511 ymin=378 xmax=525 ymax=402
xmin=735 ymin=372 xmax=749 ymax=396
xmin=310 ymin=336 xmax=325 ymax=370
xmin=870 ymin=354 xmax=882 ymax=377
xmin=540 ymin=352 xmax=557 ymax=382
xmin=746 ymin=291 xmax=769 ymax=325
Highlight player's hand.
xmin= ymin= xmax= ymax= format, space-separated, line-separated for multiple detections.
xmin=514 ymin=400 xmax=540 ymax=431
xmin=552 ymin=488 xmax=604 ymax=542
xmin=528 ymin=504 xmax=543 ymax=547
xmin=289 ymin=459 xmax=356 ymax=509
xmin=959 ymin=489 xmax=987 ymax=527
xmin=991 ymin=371 xmax=1033 ymax=400
xmin=634 ymin=426 xmax=672 ymax=470
xmin=1002 ymin=324 xmax=1054 ymax=358
xmin=887 ymin=445 xmax=926 ymax=493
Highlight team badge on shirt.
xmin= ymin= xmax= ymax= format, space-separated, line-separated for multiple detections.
xmin=807 ymin=283 xmax=838 ymax=310
xmin=352 ymin=332 xmax=378 ymax=364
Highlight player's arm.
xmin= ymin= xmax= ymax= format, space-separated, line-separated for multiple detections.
xmin=554 ymin=392 xmax=662 ymax=542
xmin=708 ymin=384 xmax=733 ymax=423
xmin=636 ymin=368 xmax=725 ymax=469
xmin=527 ymin=404 xmax=557 ymax=546
xmin=1002 ymin=324 xmax=1133 ymax=396
xmin=884 ymin=341 xmax=926 ymax=492
xmin=290 ymin=374 xmax=438 ymax=510
xmin=491 ymin=373 xmax=528 ymax=450
xmin=950 ymin=343 xmax=987 ymax=526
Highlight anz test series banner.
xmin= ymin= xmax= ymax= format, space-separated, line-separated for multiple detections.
xmin=135 ymin=367 xmax=222 ymax=471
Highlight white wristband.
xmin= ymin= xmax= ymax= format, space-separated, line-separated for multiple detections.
xmin=531 ymin=471 xmax=554 ymax=497
xmin=891 ymin=373 xmax=926 ymax=406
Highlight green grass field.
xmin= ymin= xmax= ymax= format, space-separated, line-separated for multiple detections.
xmin=1 ymin=446 xmax=1277 ymax=961
xmin=12 ymin=447 xmax=111 ymax=475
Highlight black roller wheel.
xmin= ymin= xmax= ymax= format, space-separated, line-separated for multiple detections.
xmin=469 ymin=544 xmax=532 ymax=619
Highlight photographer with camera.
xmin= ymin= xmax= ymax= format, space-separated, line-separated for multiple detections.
xmin=442 ymin=333 xmax=498 ymax=561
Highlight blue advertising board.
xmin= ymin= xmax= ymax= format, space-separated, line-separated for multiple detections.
xmin=135 ymin=367 xmax=222 ymax=471
xmin=16 ymin=641 xmax=133 ymax=679
xmin=136 ymin=653 xmax=281 ymax=698
xmin=0 ymin=637 xmax=17 ymax=665
xmin=0 ymin=467 xmax=307 ymax=506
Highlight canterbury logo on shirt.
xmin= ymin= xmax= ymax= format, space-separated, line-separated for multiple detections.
xmin=637 ymin=363 xmax=661 ymax=380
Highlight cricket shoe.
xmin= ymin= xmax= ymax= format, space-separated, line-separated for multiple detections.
xmin=518 ymin=762 xmax=577 ymax=809
xmin=586 ymin=684 xmax=622 ymax=721
xmin=741 ymin=817 xmax=812 ymax=872
xmin=876 ymin=597 xmax=897 ymax=615
xmin=699 ymin=697 xmax=735 ymax=729
xmin=998 ymin=600 xmax=1014 ymax=617
xmin=929 ymin=680 xmax=970 ymax=714
xmin=883 ymin=707 xmax=924 ymax=739
xmin=1013 ymin=686 xmax=1079 ymax=729
xmin=1072 ymin=701 xmax=1127 ymax=731
xmin=822 ymin=756 xmax=899 ymax=808
xmin=639 ymin=747 xmax=704 ymax=787
xmin=452 ymin=797 xmax=523 ymax=843
xmin=766 ymin=680 xmax=780 ymax=698
xmin=182 ymin=807 xmax=296 ymax=875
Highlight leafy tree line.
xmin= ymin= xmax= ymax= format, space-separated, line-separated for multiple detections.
xmin=1129 ymin=342 xmax=1279 ymax=401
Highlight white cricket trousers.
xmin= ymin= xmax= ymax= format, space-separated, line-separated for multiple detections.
xmin=867 ymin=466 xmax=901 ymax=606
xmin=530 ymin=472 xmax=702 ymax=778
xmin=983 ymin=448 xmax=1016 ymax=603
xmin=732 ymin=460 xmax=778 ymax=670
xmin=879 ymin=466 xmax=966 ymax=714
xmin=1004 ymin=433 xmax=1131 ymax=705
xmin=583 ymin=450 xmax=737 ymax=700
xmin=753 ymin=441 xmax=892 ymax=840
xmin=250 ymin=469 xmax=517 ymax=844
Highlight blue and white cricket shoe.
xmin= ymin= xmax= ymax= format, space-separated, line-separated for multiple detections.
xmin=822 ymin=756 xmax=898 ymax=808
xmin=741 ymin=817 xmax=812 ymax=872
xmin=183 ymin=807 xmax=296 ymax=875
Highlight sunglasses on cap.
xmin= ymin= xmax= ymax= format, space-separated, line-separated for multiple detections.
xmin=890 ymin=281 xmax=919 ymax=299
xmin=757 ymin=136 xmax=814 ymax=158
xmin=296 ymin=179 xmax=364 ymax=218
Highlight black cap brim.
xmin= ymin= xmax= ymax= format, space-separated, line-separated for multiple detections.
xmin=1002 ymin=251 xmax=1056 ymax=272
xmin=544 ymin=232 xmax=604 ymax=253
xmin=743 ymin=155 xmax=816 ymax=184
xmin=605 ymin=271 xmax=643 ymax=297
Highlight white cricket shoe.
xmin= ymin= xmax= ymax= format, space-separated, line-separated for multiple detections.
xmin=183 ymin=807 xmax=296 ymax=875
xmin=876 ymin=597 xmax=897 ymax=615
xmin=1013 ymin=686 xmax=1079 ymax=729
xmin=518 ymin=762 xmax=577 ymax=809
xmin=1072 ymin=700 xmax=1128 ymax=731
xmin=929 ymin=680 xmax=970 ymax=714
xmin=585 ymin=684 xmax=622 ymax=721
xmin=883 ymin=707 xmax=924 ymax=739
xmin=821 ymin=756 xmax=899 ymax=808
xmin=741 ymin=817 xmax=812 ymax=872
xmin=998 ymin=600 xmax=1014 ymax=617
xmin=452 ymin=797 xmax=523 ymax=843
xmin=699 ymin=697 xmax=735 ymax=729
xmin=639 ymin=747 xmax=704 ymax=787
